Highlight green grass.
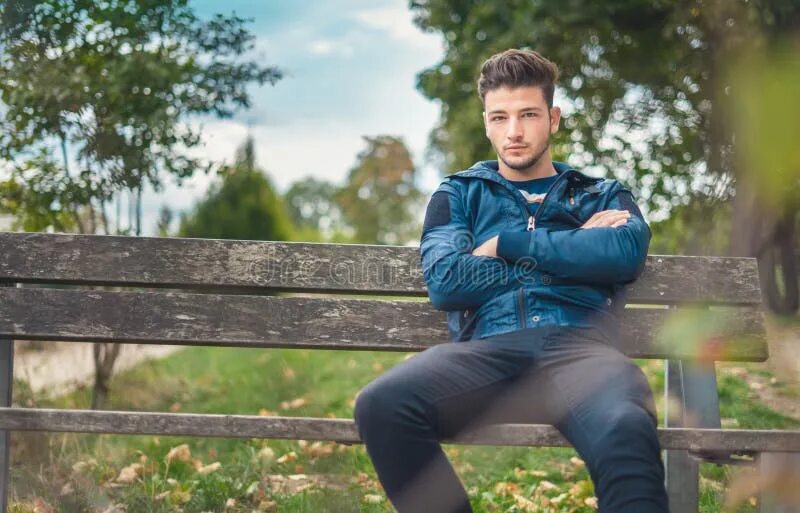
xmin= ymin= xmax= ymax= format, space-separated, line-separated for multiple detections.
xmin=9 ymin=346 xmax=799 ymax=513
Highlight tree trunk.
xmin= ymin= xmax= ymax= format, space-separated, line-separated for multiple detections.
xmin=758 ymin=209 xmax=799 ymax=315
xmin=99 ymin=197 xmax=110 ymax=235
xmin=91 ymin=342 xmax=122 ymax=410
xmin=136 ymin=180 xmax=142 ymax=236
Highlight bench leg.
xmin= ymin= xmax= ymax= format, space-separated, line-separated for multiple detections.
xmin=0 ymin=334 xmax=12 ymax=513
xmin=665 ymin=448 xmax=700 ymax=513
xmin=757 ymin=452 xmax=800 ymax=513
xmin=665 ymin=359 xmax=699 ymax=512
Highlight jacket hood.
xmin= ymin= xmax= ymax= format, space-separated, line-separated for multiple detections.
xmin=461 ymin=160 xmax=601 ymax=183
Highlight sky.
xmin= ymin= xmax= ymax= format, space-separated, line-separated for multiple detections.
xmin=136 ymin=0 xmax=445 ymax=236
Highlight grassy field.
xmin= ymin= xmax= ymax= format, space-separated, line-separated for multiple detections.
xmin=8 ymin=339 xmax=800 ymax=513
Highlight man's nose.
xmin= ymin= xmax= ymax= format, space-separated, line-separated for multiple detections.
xmin=507 ymin=117 xmax=523 ymax=140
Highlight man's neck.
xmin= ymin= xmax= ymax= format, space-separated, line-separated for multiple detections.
xmin=498 ymin=156 xmax=556 ymax=182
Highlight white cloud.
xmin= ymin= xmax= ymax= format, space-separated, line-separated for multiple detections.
xmin=307 ymin=38 xmax=354 ymax=57
xmin=352 ymin=5 xmax=441 ymax=49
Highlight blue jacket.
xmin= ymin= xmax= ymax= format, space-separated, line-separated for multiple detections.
xmin=420 ymin=160 xmax=651 ymax=342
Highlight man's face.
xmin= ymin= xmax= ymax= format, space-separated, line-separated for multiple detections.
xmin=483 ymin=85 xmax=561 ymax=172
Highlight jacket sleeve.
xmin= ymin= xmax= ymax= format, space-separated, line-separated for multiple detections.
xmin=420 ymin=181 xmax=521 ymax=311
xmin=495 ymin=187 xmax=651 ymax=284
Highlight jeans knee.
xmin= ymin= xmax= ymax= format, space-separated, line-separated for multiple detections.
xmin=606 ymin=403 xmax=657 ymax=444
xmin=591 ymin=403 xmax=659 ymax=463
xmin=354 ymin=379 xmax=421 ymax=437
xmin=353 ymin=383 xmax=380 ymax=432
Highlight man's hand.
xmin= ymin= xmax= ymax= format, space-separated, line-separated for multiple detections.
xmin=471 ymin=210 xmax=628 ymax=258
xmin=581 ymin=210 xmax=630 ymax=229
xmin=472 ymin=235 xmax=499 ymax=257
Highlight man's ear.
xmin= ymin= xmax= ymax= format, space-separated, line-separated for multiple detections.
xmin=549 ymin=106 xmax=562 ymax=134
xmin=482 ymin=111 xmax=490 ymax=138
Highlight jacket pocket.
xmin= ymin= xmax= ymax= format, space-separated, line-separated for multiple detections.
xmin=473 ymin=289 xmax=519 ymax=339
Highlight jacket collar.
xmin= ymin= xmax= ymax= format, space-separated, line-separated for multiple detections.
xmin=448 ymin=160 xmax=600 ymax=189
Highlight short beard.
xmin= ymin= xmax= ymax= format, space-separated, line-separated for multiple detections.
xmin=499 ymin=139 xmax=550 ymax=172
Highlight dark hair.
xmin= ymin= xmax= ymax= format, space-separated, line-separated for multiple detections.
xmin=477 ymin=49 xmax=560 ymax=107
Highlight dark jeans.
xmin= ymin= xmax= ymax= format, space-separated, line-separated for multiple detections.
xmin=353 ymin=325 xmax=669 ymax=513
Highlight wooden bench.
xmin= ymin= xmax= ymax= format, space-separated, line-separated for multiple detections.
xmin=0 ymin=231 xmax=798 ymax=512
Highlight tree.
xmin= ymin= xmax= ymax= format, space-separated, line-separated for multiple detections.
xmin=178 ymin=136 xmax=291 ymax=241
xmin=156 ymin=204 xmax=173 ymax=237
xmin=0 ymin=0 xmax=282 ymax=408
xmin=0 ymin=0 xmax=282 ymax=235
xmin=284 ymin=178 xmax=346 ymax=242
xmin=337 ymin=135 xmax=423 ymax=245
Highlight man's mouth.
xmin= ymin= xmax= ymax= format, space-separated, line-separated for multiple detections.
xmin=505 ymin=145 xmax=527 ymax=151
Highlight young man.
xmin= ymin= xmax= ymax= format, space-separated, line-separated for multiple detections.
xmin=354 ymin=49 xmax=669 ymax=513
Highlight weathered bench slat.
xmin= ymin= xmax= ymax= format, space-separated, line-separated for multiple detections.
xmin=0 ymin=232 xmax=762 ymax=304
xmin=0 ymin=408 xmax=797 ymax=452
xmin=0 ymin=287 xmax=768 ymax=361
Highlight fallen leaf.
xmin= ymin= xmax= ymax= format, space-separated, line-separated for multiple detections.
xmin=570 ymin=456 xmax=585 ymax=469
xmin=197 ymin=461 xmax=221 ymax=475
xmin=282 ymin=367 xmax=296 ymax=381
xmin=494 ymin=481 xmax=520 ymax=496
xmin=257 ymin=446 xmax=275 ymax=463
xmin=303 ymin=441 xmax=335 ymax=458
xmin=513 ymin=494 xmax=537 ymax=512
xmin=584 ymin=496 xmax=599 ymax=509
xmin=169 ymin=402 xmax=182 ymax=412
xmin=538 ymin=480 xmax=559 ymax=492
xmin=166 ymin=444 xmax=191 ymax=463
xmin=280 ymin=397 xmax=308 ymax=410
xmin=276 ymin=451 xmax=297 ymax=464
xmin=257 ymin=499 xmax=278 ymax=511
xmin=258 ymin=408 xmax=276 ymax=417
xmin=225 ymin=497 xmax=236 ymax=508
xmin=116 ymin=463 xmax=143 ymax=484
xmin=363 ymin=494 xmax=384 ymax=504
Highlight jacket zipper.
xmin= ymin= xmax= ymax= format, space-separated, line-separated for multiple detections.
xmin=517 ymin=171 xmax=573 ymax=327
xmin=526 ymin=170 xmax=572 ymax=231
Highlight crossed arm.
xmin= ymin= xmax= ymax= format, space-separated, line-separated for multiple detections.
xmin=420 ymin=183 xmax=651 ymax=311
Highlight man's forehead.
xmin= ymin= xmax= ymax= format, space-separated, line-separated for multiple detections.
xmin=484 ymin=85 xmax=548 ymax=112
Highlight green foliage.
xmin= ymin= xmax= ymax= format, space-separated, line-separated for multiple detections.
xmin=337 ymin=135 xmax=423 ymax=245
xmin=409 ymin=0 xmax=800 ymax=219
xmin=649 ymin=195 xmax=731 ymax=255
xmin=178 ymin=137 xmax=291 ymax=241
xmin=284 ymin=178 xmax=345 ymax=240
xmin=0 ymin=0 xmax=281 ymax=232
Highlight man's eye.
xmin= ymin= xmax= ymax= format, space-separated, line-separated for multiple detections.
xmin=491 ymin=117 xmax=505 ymax=122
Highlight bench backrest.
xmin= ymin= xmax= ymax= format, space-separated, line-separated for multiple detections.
xmin=0 ymin=232 xmax=767 ymax=361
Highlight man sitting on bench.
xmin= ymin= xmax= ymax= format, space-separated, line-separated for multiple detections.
xmin=354 ymin=48 xmax=669 ymax=513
